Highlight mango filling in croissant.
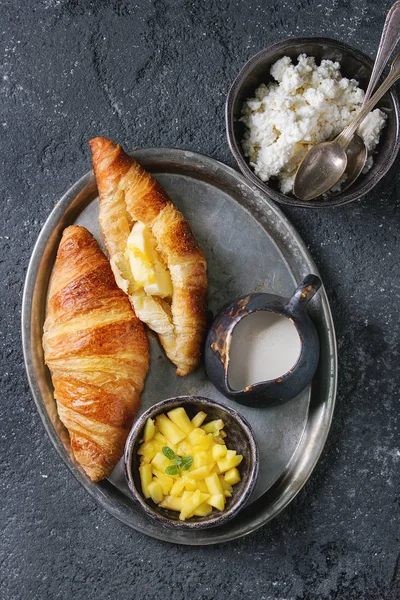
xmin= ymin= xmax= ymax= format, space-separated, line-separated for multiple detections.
xmin=125 ymin=221 xmax=172 ymax=298
xmin=110 ymin=221 xmax=175 ymax=335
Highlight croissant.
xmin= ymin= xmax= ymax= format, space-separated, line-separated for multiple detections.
xmin=89 ymin=137 xmax=208 ymax=376
xmin=42 ymin=225 xmax=149 ymax=481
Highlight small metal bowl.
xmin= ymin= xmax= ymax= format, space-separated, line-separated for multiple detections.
xmin=124 ymin=396 xmax=259 ymax=530
xmin=226 ymin=37 xmax=400 ymax=208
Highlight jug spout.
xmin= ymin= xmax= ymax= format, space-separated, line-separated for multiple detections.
xmin=287 ymin=274 xmax=322 ymax=314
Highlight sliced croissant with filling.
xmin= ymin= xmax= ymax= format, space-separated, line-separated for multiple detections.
xmin=89 ymin=137 xmax=208 ymax=376
xmin=43 ymin=226 xmax=149 ymax=481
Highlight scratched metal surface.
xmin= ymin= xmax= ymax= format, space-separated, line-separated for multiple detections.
xmin=22 ymin=149 xmax=336 ymax=545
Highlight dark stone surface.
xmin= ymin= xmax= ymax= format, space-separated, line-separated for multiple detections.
xmin=1 ymin=0 xmax=399 ymax=598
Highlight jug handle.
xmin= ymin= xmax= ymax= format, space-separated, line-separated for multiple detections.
xmin=286 ymin=274 xmax=322 ymax=314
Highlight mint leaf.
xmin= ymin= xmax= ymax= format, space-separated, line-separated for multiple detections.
xmin=181 ymin=456 xmax=193 ymax=471
xmin=162 ymin=446 xmax=176 ymax=460
xmin=165 ymin=465 xmax=179 ymax=476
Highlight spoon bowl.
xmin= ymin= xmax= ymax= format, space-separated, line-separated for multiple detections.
xmin=294 ymin=49 xmax=400 ymax=201
xmin=293 ymin=142 xmax=348 ymax=200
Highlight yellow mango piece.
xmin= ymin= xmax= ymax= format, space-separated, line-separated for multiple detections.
xmin=224 ymin=467 xmax=241 ymax=485
xmin=206 ymin=493 xmax=225 ymax=511
xmin=167 ymin=407 xmax=194 ymax=434
xmin=205 ymin=473 xmax=223 ymax=495
xmin=187 ymin=427 xmax=206 ymax=446
xmin=219 ymin=476 xmax=233 ymax=492
xmin=153 ymin=475 xmax=173 ymax=495
xmin=212 ymin=444 xmax=227 ymax=461
xmin=202 ymin=419 xmax=224 ymax=434
xmin=220 ymin=430 xmax=227 ymax=438
xmin=160 ymin=495 xmax=182 ymax=512
xmin=147 ymin=480 xmax=164 ymax=504
xmin=212 ymin=436 xmax=226 ymax=445
xmin=139 ymin=464 xmax=152 ymax=499
xmin=217 ymin=451 xmax=243 ymax=473
xmin=153 ymin=432 xmax=168 ymax=445
xmin=193 ymin=451 xmax=211 ymax=469
xmin=143 ymin=417 xmax=156 ymax=442
xmin=210 ymin=463 xmax=221 ymax=474
xmin=191 ymin=411 xmax=207 ymax=428
xmin=182 ymin=477 xmax=197 ymax=491
xmin=155 ymin=414 xmax=187 ymax=445
xmin=151 ymin=451 xmax=172 ymax=472
xmin=176 ymin=440 xmax=193 ymax=456
xmin=188 ymin=466 xmax=211 ymax=481
xmin=170 ymin=479 xmax=186 ymax=496
xmin=224 ymin=490 xmax=232 ymax=498
xmin=180 ymin=490 xmax=210 ymax=520
xmin=137 ymin=440 xmax=161 ymax=461
xmin=195 ymin=433 xmax=214 ymax=450
xmin=196 ymin=480 xmax=209 ymax=494
xmin=193 ymin=502 xmax=213 ymax=517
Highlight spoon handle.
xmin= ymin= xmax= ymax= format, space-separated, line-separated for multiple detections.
xmin=336 ymin=50 xmax=400 ymax=149
xmin=364 ymin=1 xmax=400 ymax=103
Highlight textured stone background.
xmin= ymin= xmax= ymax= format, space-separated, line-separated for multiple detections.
xmin=1 ymin=0 xmax=399 ymax=598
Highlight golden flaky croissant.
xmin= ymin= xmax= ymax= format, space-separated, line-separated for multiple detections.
xmin=43 ymin=226 xmax=149 ymax=481
xmin=89 ymin=137 xmax=208 ymax=376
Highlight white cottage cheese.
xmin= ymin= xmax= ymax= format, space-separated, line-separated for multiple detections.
xmin=241 ymin=54 xmax=387 ymax=194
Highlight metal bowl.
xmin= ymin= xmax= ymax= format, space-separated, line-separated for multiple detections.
xmin=124 ymin=396 xmax=259 ymax=530
xmin=226 ymin=37 xmax=400 ymax=208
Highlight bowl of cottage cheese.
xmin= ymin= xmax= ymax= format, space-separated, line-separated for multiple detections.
xmin=226 ymin=38 xmax=400 ymax=207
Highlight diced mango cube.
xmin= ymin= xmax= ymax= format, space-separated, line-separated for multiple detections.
xmin=224 ymin=467 xmax=241 ymax=485
xmin=219 ymin=430 xmax=227 ymax=438
xmin=151 ymin=451 xmax=172 ymax=472
xmin=191 ymin=411 xmax=207 ymax=428
xmin=143 ymin=417 xmax=156 ymax=442
xmin=153 ymin=474 xmax=173 ymax=495
xmin=188 ymin=466 xmax=211 ymax=481
xmin=147 ymin=480 xmax=163 ymax=504
xmin=193 ymin=502 xmax=213 ymax=517
xmin=205 ymin=473 xmax=223 ymax=495
xmin=170 ymin=479 xmax=186 ymax=496
xmin=167 ymin=407 xmax=194 ymax=434
xmin=180 ymin=490 xmax=210 ymax=520
xmin=224 ymin=490 xmax=232 ymax=498
xmin=217 ymin=450 xmax=243 ymax=473
xmin=137 ymin=441 xmax=161 ymax=462
xmin=155 ymin=414 xmax=187 ymax=445
xmin=206 ymin=493 xmax=225 ymax=511
xmin=187 ymin=427 xmax=206 ymax=446
xmin=193 ymin=451 xmax=211 ymax=469
xmin=212 ymin=436 xmax=225 ymax=445
xmin=212 ymin=444 xmax=227 ymax=461
xmin=195 ymin=433 xmax=214 ymax=450
xmin=219 ymin=476 xmax=233 ymax=492
xmin=139 ymin=464 xmax=152 ymax=499
xmin=176 ymin=440 xmax=193 ymax=456
xmin=196 ymin=480 xmax=209 ymax=494
xmin=160 ymin=495 xmax=182 ymax=511
xmin=153 ymin=432 xmax=168 ymax=445
xmin=202 ymin=419 xmax=224 ymax=434
xmin=182 ymin=477 xmax=197 ymax=491
xmin=210 ymin=463 xmax=221 ymax=474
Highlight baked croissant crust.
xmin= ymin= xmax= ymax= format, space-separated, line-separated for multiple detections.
xmin=89 ymin=137 xmax=208 ymax=376
xmin=43 ymin=225 xmax=149 ymax=481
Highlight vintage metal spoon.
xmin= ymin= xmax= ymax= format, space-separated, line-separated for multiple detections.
xmin=294 ymin=50 xmax=400 ymax=201
xmin=331 ymin=1 xmax=400 ymax=194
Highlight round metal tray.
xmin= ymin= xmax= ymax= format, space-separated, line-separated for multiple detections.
xmin=22 ymin=149 xmax=337 ymax=545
